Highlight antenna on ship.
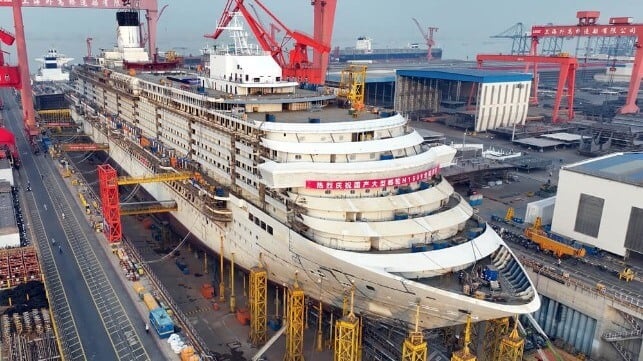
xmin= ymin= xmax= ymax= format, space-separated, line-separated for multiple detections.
xmin=217 ymin=12 xmax=252 ymax=55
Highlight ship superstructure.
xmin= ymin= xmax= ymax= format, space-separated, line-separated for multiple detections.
xmin=34 ymin=49 xmax=73 ymax=82
xmin=67 ymin=13 xmax=539 ymax=329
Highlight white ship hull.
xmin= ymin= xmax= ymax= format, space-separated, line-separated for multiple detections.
xmin=77 ymin=116 xmax=540 ymax=329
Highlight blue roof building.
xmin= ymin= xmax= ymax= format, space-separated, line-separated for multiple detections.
xmin=394 ymin=68 xmax=533 ymax=132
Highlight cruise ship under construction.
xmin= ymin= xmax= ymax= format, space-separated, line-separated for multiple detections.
xmin=66 ymin=10 xmax=540 ymax=330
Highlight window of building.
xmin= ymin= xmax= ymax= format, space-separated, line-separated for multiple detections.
xmin=574 ymin=193 xmax=604 ymax=238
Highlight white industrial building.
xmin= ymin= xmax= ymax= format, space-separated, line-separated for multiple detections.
xmin=551 ymin=152 xmax=643 ymax=258
xmin=525 ymin=196 xmax=556 ymax=225
xmin=0 ymin=181 xmax=19 ymax=249
xmin=394 ymin=68 xmax=532 ymax=132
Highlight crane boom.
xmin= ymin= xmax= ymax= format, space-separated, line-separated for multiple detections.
xmin=412 ymin=18 xmax=428 ymax=41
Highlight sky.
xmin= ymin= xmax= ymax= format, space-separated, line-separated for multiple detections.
xmin=0 ymin=0 xmax=641 ymax=71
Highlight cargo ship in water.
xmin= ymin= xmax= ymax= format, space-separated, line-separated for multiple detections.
xmin=333 ymin=36 xmax=443 ymax=63
xmin=68 ymin=11 xmax=539 ymax=329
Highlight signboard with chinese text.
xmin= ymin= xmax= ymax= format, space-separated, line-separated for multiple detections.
xmin=305 ymin=166 xmax=440 ymax=190
xmin=531 ymin=25 xmax=639 ymax=37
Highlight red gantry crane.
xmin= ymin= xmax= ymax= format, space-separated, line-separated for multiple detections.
xmin=206 ymin=0 xmax=336 ymax=84
xmin=0 ymin=0 xmax=160 ymax=142
xmin=476 ymin=54 xmax=578 ymax=122
xmin=531 ymin=11 xmax=643 ymax=114
xmin=412 ymin=18 xmax=438 ymax=62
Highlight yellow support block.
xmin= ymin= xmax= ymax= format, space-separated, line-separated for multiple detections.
xmin=249 ymin=267 xmax=267 ymax=346
xmin=285 ymin=284 xmax=305 ymax=361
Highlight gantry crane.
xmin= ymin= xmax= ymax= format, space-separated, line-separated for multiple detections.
xmin=412 ymin=18 xmax=438 ymax=62
xmin=530 ymin=11 xmax=643 ymax=114
xmin=490 ymin=23 xmax=529 ymax=55
xmin=0 ymin=0 xmax=160 ymax=141
xmin=207 ymin=0 xmax=336 ymax=84
xmin=476 ymin=54 xmax=578 ymax=122
xmin=97 ymin=164 xmax=193 ymax=243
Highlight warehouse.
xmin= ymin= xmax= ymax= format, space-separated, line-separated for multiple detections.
xmin=551 ymin=152 xmax=643 ymax=258
xmin=394 ymin=68 xmax=532 ymax=132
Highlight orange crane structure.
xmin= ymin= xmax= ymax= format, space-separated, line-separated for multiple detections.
xmin=530 ymin=11 xmax=643 ymax=114
xmin=0 ymin=0 xmax=160 ymax=142
xmin=476 ymin=54 xmax=578 ymax=122
xmin=412 ymin=18 xmax=438 ymax=62
xmin=206 ymin=0 xmax=336 ymax=84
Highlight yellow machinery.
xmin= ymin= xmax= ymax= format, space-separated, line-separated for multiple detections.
xmin=451 ymin=315 xmax=476 ymax=361
xmin=119 ymin=201 xmax=178 ymax=216
xmin=117 ymin=171 xmax=193 ymax=185
xmin=482 ymin=317 xmax=509 ymax=361
xmin=338 ymin=65 xmax=367 ymax=117
xmin=334 ymin=287 xmax=362 ymax=361
xmin=285 ymin=278 xmax=305 ymax=361
xmin=504 ymin=208 xmax=514 ymax=222
xmin=524 ymin=217 xmax=586 ymax=258
xmin=401 ymin=303 xmax=427 ymax=361
xmin=618 ymin=267 xmax=635 ymax=282
xmin=249 ymin=266 xmax=267 ymax=346
xmin=496 ymin=319 xmax=524 ymax=361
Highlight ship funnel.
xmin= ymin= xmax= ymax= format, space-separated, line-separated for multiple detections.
xmin=116 ymin=10 xmax=142 ymax=50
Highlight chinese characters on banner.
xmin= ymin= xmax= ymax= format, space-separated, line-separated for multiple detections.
xmin=305 ymin=166 xmax=440 ymax=190
xmin=0 ymin=0 xmax=127 ymax=8
xmin=531 ymin=25 xmax=638 ymax=37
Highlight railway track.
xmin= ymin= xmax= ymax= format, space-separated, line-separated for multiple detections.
xmin=22 ymin=185 xmax=86 ymax=360
xmin=35 ymin=158 xmax=151 ymax=361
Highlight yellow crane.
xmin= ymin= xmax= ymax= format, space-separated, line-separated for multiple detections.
xmin=338 ymin=65 xmax=367 ymax=118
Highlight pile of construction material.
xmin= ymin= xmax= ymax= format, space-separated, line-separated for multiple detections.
xmin=115 ymin=247 xmax=143 ymax=281
xmin=0 ymin=308 xmax=59 ymax=360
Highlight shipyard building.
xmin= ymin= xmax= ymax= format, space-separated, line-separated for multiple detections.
xmin=551 ymin=152 xmax=643 ymax=258
xmin=394 ymin=68 xmax=532 ymax=132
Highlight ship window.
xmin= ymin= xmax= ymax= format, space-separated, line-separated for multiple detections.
xmin=249 ymin=213 xmax=254 ymax=221
xmin=255 ymin=217 xmax=260 ymax=226
xmin=295 ymin=155 xmax=302 ymax=160
xmin=366 ymin=285 xmax=375 ymax=291
xmin=365 ymin=189 xmax=370 ymax=193
xmin=267 ymin=225 xmax=273 ymax=235
xmin=325 ymin=190 xmax=331 ymax=195
xmin=261 ymin=221 xmax=266 ymax=230
xmin=350 ymin=190 xmax=356 ymax=194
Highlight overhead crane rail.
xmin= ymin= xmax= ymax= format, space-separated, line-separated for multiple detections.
xmin=117 ymin=171 xmax=194 ymax=186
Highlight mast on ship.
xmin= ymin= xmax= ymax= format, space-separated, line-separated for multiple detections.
xmin=216 ymin=12 xmax=253 ymax=55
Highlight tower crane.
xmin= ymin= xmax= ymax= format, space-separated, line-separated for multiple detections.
xmin=412 ymin=18 xmax=438 ymax=62
xmin=206 ymin=0 xmax=336 ymax=84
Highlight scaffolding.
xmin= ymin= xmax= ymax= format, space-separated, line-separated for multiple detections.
xmin=119 ymin=201 xmax=178 ymax=216
xmin=401 ymin=303 xmax=427 ymax=361
xmin=59 ymin=143 xmax=109 ymax=152
xmin=451 ymin=315 xmax=476 ymax=361
xmin=334 ymin=288 xmax=362 ymax=361
xmin=496 ymin=321 xmax=524 ymax=361
xmin=285 ymin=279 xmax=305 ymax=361
xmin=249 ymin=267 xmax=267 ymax=346
xmin=482 ymin=318 xmax=509 ymax=361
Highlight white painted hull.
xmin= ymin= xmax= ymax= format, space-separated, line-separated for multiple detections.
xmin=82 ymin=121 xmax=540 ymax=329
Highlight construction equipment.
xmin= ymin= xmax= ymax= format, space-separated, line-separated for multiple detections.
xmin=411 ymin=18 xmax=438 ymax=62
xmin=207 ymin=0 xmax=336 ymax=84
xmin=618 ymin=267 xmax=635 ymax=282
xmin=451 ymin=314 xmax=476 ymax=361
xmin=530 ymin=11 xmax=643 ymax=114
xmin=0 ymin=0 xmax=161 ymax=140
xmin=490 ymin=23 xmax=529 ymax=55
xmin=334 ymin=287 xmax=362 ymax=361
xmin=284 ymin=276 xmax=305 ymax=361
xmin=476 ymin=54 xmax=578 ymax=122
xmin=523 ymin=217 xmax=586 ymax=258
xmin=337 ymin=65 xmax=367 ymax=117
